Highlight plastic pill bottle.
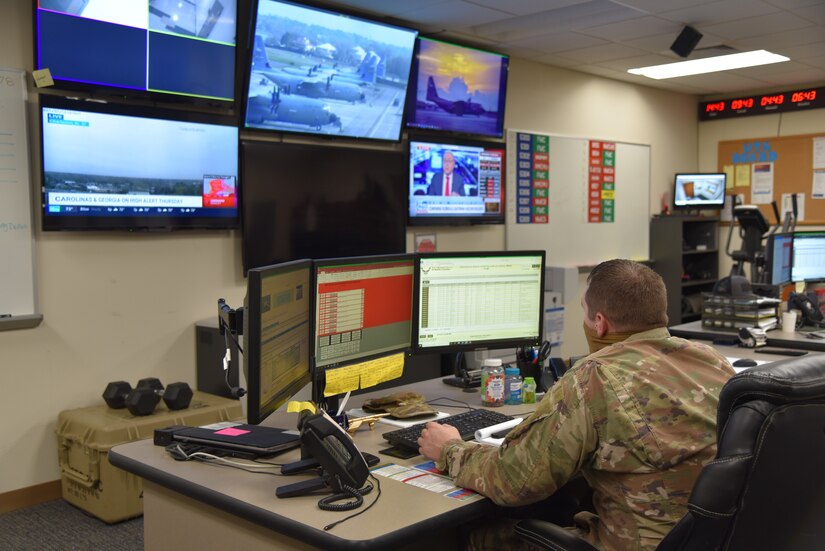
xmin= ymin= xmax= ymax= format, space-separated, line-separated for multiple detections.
xmin=504 ymin=367 xmax=523 ymax=405
xmin=481 ymin=359 xmax=505 ymax=407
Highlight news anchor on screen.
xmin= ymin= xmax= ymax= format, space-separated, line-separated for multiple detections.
xmin=427 ymin=151 xmax=475 ymax=196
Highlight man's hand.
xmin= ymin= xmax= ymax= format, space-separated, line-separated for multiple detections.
xmin=418 ymin=422 xmax=461 ymax=461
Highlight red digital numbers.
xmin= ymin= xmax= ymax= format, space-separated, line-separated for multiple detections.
xmin=705 ymin=101 xmax=725 ymax=112
xmin=731 ymin=98 xmax=754 ymax=110
xmin=760 ymin=94 xmax=785 ymax=106
xmin=791 ymin=90 xmax=817 ymax=103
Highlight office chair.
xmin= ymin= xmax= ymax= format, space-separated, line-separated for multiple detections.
xmin=515 ymin=355 xmax=825 ymax=551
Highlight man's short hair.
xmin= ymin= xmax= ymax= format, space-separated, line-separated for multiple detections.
xmin=585 ymin=259 xmax=668 ymax=330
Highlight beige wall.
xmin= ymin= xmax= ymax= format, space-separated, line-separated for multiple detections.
xmin=2 ymin=1 xmax=700 ymax=493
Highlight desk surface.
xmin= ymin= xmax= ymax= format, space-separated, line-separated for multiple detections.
xmin=669 ymin=320 xmax=825 ymax=352
xmin=110 ymin=377 xmax=535 ymax=550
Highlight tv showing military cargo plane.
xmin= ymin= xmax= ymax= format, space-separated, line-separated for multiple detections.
xmin=243 ymin=0 xmax=417 ymax=141
xmin=406 ymin=37 xmax=509 ymax=138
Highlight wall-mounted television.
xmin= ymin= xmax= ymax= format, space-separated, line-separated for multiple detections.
xmin=241 ymin=140 xmax=406 ymax=273
xmin=40 ymin=95 xmax=239 ymax=231
xmin=242 ymin=0 xmax=417 ymax=141
xmin=673 ymin=173 xmax=726 ymax=210
xmin=408 ymin=136 xmax=505 ymax=226
xmin=35 ymin=0 xmax=238 ymax=102
xmin=405 ymin=37 xmax=509 ymax=139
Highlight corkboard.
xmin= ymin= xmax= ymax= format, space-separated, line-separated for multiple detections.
xmin=719 ymin=133 xmax=825 ymax=224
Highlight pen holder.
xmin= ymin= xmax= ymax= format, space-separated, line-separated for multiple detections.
xmin=517 ymin=360 xmax=546 ymax=393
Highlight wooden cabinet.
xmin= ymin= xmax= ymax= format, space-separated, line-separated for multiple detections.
xmin=650 ymin=216 xmax=720 ymax=325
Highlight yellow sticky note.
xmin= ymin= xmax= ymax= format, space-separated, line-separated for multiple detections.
xmin=324 ymin=364 xmax=361 ymax=397
xmin=723 ymin=165 xmax=735 ymax=190
xmin=32 ymin=68 xmax=54 ymax=88
xmin=286 ymin=401 xmax=316 ymax=414
xmin=359 ymin=353 xmax=405 ymax=389
xmin=601 ymin=189 xmax=615 ymax=200
xmin=735 ymin=164 xmax=751 ymax=187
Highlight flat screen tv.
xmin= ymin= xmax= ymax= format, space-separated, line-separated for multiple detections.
xmin=40 ymin=95 xmax=239 ymax=231
xmin=241 ymin=140 xmax=406 ymax=273
xmin=673 ymin=173 xmax=726 ymax=210
xmin=242 ymin=0 xmax=417 ymax=141
xmin=35 ymin=0 xmax=237 ymax=102
xmin=405 ymin=37 xmax=509 ymax=139
xmin=408 ymin=136 xmax=505 ymax=226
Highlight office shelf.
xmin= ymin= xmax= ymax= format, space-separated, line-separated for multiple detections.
xmin=650 ymin=215 xmax=720 ymax=325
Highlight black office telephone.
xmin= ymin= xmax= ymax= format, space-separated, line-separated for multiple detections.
xmin=788 ymin=292 xmax=824 ymax=327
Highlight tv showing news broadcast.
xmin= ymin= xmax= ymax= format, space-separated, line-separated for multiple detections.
xmin=243 ymin=0 xmax=417 ymax=141
xmin=408 ymin=137 xmax=505 ymax=225
xmin=405 ymin=37 xmax=509 ymax=138
xmin=36 ymin=0 xmax=237 ymax=101
xmin=40 ymin=96 xmax=239 ymax=231
xmin=673 ymin=173 xmax=726 ymax=209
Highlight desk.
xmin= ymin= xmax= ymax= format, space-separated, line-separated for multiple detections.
xmin=669 ymin=320 xmax=825 ymax=352
xmin=109 ymin=377 xmax=534 ymax=551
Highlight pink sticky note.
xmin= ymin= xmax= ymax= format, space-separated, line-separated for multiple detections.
xmin=214 ymin=427 xmax=250 ymax=437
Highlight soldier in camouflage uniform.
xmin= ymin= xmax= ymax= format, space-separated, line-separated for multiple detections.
xmin=419 ymin=259 xmax=735 ymax=551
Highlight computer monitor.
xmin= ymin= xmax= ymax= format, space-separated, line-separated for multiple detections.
xmin=412 ymin=251 xmax=545 ymax=354
xmin=792 ymin=232 xmax=825 ymax=282
xmin=244 ymin=259 xmax=313 ymax=425
xmin=313 ymin=255 xmax=414 ymax=371
xmin=767 ymin=232 xmax=793 ymax=286
xmin=673 ymin=173 xmax=726 ymax=210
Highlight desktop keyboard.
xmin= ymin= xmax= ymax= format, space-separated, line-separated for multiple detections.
xmin=382 ymin=409 xmax=514 ymax=451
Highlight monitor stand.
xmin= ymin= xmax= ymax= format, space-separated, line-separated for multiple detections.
xmin=442 ymin=368 xmax=481 ymax=389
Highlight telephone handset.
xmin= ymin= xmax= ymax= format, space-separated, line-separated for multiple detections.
xmin=788 ymin=292 xmax=824 ymax=327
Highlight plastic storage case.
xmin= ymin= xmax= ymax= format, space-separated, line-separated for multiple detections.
xmin=56 ymin=391 xmax=242 ymax=523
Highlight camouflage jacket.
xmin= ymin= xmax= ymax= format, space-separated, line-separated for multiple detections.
xmin=438 ymin=328 xmax=735 ymax=551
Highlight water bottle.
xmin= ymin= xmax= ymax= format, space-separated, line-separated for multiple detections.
xmin=481 ymin=359 xmax=504 ymax=407
xmin=504 ymin=367 xmax=523 ymax=405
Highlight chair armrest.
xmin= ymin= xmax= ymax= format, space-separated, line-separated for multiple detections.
xmin=515 ymin=519 xmax=599 ymax=551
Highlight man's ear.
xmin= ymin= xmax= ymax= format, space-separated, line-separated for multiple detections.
xmin=594 ymin=312 xmax=612 ymax=337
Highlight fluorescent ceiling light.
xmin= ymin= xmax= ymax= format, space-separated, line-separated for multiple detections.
xmin=628 ymin=50 xmax=789 ymax=79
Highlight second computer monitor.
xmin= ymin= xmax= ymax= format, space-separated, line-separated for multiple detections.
xmin=413 ymin=251 xmax=546 ymax=353
xmin=314 ymin=254 xmax=414 ymax=370
xmin=767 ymin=232 xmax=793 ymax=285
xmin=792 ymin=232 xmax=825 ymax=282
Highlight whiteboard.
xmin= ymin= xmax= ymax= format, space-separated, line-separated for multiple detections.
xmin=0 ymin=68 xmax=41 ymax=330
xmin=506 ymin=130 xmax=650 ymax=267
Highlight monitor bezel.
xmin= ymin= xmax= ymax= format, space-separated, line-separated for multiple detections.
xmin=244 ymin=258 xmax=314 ymax=425
xmin=39 ymin=94 xmax=240 ymax=232
xmin=312 ymin=253 xmax=415 ymax=371
xmin=405 ymin=35 xmax=510 ymax=140
xmin=766 ymin=232 xmax=794 ymax=286
xmin=240 ymin=0 xmax=418 ymax=143
xmin=32 ymin=2 xmax=240 ymax=107
xmin=411 ymin=250 xmax=546 ymax=355
xmin=407 ymin=133 xmax=506 ymax=227
xmin=672 ymin=172 xmax=726 ymax=210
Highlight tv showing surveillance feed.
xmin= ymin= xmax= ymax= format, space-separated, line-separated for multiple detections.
xmin=673 ymin=173 xmax=726 ymax=209
xmin=405 ymin=37 xmax=509 ymax=138
xmin=36 ymin=0 xmax=237 ymax=101
xmin=243 ymin=0 xmax=417 ymax=141
xmin=40 ymin=95 xmax=239 ymax=231
xmin=408 ymin=137 xmax=505 ymax=225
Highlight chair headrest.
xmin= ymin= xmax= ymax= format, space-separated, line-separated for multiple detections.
xmin=718 ymin=354 xmax=825 ymax=429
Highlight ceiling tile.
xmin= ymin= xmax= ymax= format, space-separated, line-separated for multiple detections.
xmin=393 ymin=0 xmax=509 ymax=29
xmin=577 ymin=16 xmax=681 ymax=41
xmin=623 ymin=30 xmax=729 ymax=54
xmin=507 ymin=31 xmax=609 ymax=52
xmin=755 ymin=66 xmax=825 ymax=85
xmin=730 ymin=60 xmax=811 ymax=78
xmin=798 ymin=54 xmax=825 ymax=68
xmin=774 ymin=41 xmax=825 ymax=60
xmin=607 ymin=0 xmax=720 ymax=15
xmin=702 ymin=11 xmax=814 ymax=40
xmin=558 ymin=43 xmax=648 ymax=62
xmin=529 ymin=52 xmax=582 ymax=67
xmin=320 ymin=0 xmax=449 ymax=18
xmin=794 ymin=4 xmax=825 ymax=24
xmin=733 ymin=25 xmax=825 ymax=50
xmin=597 ymin=53 xmax=683 ymax=71
xmin=657 ymin=0 xmax=780 ymax=27
xmin=763 ymin=0 xmax=825 ymax=9
xmin=462 ymin=0 xmax=589 ymax=17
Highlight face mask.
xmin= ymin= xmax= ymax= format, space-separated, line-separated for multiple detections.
xmin=582 ymin=321 xmax=635 ymax=354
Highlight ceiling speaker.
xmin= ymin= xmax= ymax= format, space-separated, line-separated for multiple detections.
xmin=670 ymin=26 xmax=703 ymax=58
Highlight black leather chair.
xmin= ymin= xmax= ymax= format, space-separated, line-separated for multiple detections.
xmin=516 ymin=355 xmax=825 ymax=551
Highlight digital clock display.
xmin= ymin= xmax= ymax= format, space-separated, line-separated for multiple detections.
xmin=699 ymin=86 xmax=825 ymax=120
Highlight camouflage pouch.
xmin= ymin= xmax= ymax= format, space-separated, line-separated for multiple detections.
xmin=361 ymin=391 xmax=436 ymax=419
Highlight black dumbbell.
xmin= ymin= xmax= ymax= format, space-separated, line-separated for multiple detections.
xmin=102 ymin=379 xmax=193 ymax=416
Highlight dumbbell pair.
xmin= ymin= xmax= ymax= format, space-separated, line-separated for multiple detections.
xmin=103 ymin=378 xmax=193 ymax=416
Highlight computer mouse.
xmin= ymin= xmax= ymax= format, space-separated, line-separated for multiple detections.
xmin=732 ymin=358 xmax=758 ymax=368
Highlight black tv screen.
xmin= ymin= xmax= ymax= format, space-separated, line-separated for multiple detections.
xmin=40 ymin=95 xmax=239 ymax=231
xmin=243 ymin=0 xmax=417 ymax=141
xmin=673 ymin=173 xmax=726 ymax=210
xmin=405 ymin=37 xmax=509 ymax=138
xmin=35 ymin=0 xmax=237 ymax=102
xmin=408 ymin=136 xmax=505 ymax=226
xmin=242 ymin=141 xmax=406 ymax=272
